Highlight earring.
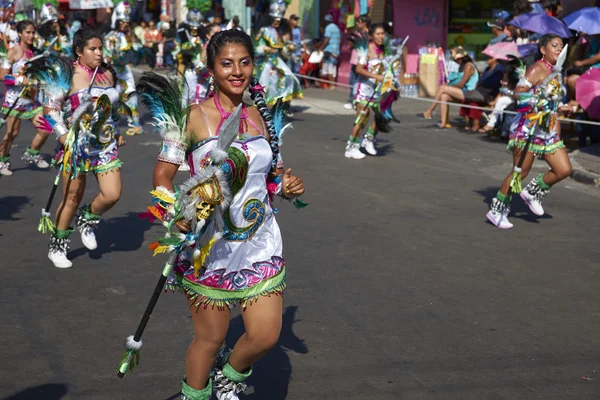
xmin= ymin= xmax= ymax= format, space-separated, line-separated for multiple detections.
xmin=209 ymin=76 xmax=215 ymax=94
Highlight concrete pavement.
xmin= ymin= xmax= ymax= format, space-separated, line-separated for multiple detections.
xmin=1 ymin=87 xmax=600 ymax=400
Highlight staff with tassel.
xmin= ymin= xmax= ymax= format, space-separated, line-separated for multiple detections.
xmin=38 ymin=66 xmax=99 ymax=233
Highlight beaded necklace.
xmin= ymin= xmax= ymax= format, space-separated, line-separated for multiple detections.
xmin=74 ymin=60 xmax=111 ymax=86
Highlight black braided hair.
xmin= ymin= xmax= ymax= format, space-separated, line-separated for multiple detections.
xmin=249 ymin=77 xmax=280 ymax=170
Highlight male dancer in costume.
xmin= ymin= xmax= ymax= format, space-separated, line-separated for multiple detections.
xmin=34 ymin=1 xmax=72 ymax=57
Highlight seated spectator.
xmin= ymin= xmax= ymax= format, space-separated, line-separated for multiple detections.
xmin=566 ymin=34 xmax=600 ymax=101
xmin=421 ymin=47 xmax=479 ymax=129
xmin=479 ymin=61 xmax=520 ymax=134
xmin=487 ymin=19 xmax=508 ymax=46
xmin=462 ymin=56 xmax=505 ymax=130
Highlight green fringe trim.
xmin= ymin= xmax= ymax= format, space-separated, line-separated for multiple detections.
xmin=507 ymin=138 xmax=565 ymax=156
xmin=509 ymin=171 xmax=523 ymax=194
xmin=27 ymin=146 xmax=40 ymax=156
xmin=115 ymin=348 xmax=140 ymax=376
xmin=54 ymin=228 xmax=74 ymax=239
xmin=80 ymin=204 xmax=100 ymax=221
xmin=264 ymin=91 xmax=304 ymax=107
xmin=181 ymin=377 xmax=212 ymax=400
xmin=90 ymin=159 xmax=122 ymax=175
xmin=536 ymin=173 xmax=552 ymax=190
xmin=38 ymin=215 xmax=56 ymax=234
xmin=223 ymin=362 xmax=252 ymax=383
xmin=168 ymin=268 xmax=286 ymax=309
xmin=496 ymin=191 xmax=511 ymax=204
xmin=1 ymin=106 xmax=43 ymax=120
xmin=0 ymin=155 xmax=9 ymax=162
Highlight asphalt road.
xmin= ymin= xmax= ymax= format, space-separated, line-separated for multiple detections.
xmin=1 ymin=88 xmax=600 ymax=400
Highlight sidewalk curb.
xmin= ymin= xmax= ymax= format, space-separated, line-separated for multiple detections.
xmin=569 ymin=150 xmax=600 ymax=187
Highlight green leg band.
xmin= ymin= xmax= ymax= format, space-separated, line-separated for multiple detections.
xmin=348 ymin=135 xmax=360 ymax=144
xmin=366 ymin=126 xmax=377 ymax=138
xmin=496 ymin=190 xmax=512 ymax=204
xmin=0 ymin=155 xmax=10 ymax=162
xmin=223 ymin=362 xmax=252 ymax=383
xmin=536 ymin=173 xmax=552 ymax=190
xmin=27 ymin=147 xmax=40 ymax=156
xmin=181 ymin=378 xmax=212 ymax=400
xmin=81 ymin=204 xmax=101 ymax=220
xmin=55 ymin=228 xmax=74 ymax=239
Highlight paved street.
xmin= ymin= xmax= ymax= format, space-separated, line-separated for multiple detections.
xmin=1 ymin=88 xmax=600 ymax=400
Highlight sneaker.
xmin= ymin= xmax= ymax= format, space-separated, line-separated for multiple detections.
xmin=77 ymin=207 xmax=99 ymax=250
xmin=178 ymin=163 xmax=190 ymax=172
xmin=361 ymin=136 xmax=377 ymax=156
xmin=343 ymin=103 xmax=353 ymax=110
xmin=48 ymin=236 xmax=73 ymax=268
xmin=520 ymin=179 xmax=548 ymax=216
xmin=22 ymin=149 xmax=50 ymax=169
xmin=126 ymin=126 xmax=143 ymax=136
xmin=344 ymin=142 xmax=366 ymax=159
xmin=486 ymin=198 xmax=513 ymax=229
xmin=0 ymin=161 xmax=13 ymax=176
xmin=36 ymin=158 xmax=50 ymax=169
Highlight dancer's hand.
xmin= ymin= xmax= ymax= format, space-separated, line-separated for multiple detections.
xmin=175 ymin=219 xmax=191 ymax=233
xmin=282 ymin=168 xmax=305 ymax=198
xmin=58 ymin=134 xmax=67 ymax=145
xmin=117 ymin=135 xmax=126 ymax=147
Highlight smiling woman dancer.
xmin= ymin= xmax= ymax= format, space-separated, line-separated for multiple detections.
xmin=29 ymin=29 xmax=126 ymax=268
xmin=486 ymin=34 xmax=575 ymax=229
xmin=0 ymin=20 xmax=51 ymax=176
xmin=148 ymin=29 xmax=305 ymax=399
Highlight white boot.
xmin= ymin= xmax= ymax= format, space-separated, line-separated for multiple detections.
xmin=212 ymin=358 xmax=251 ymax=400
xmin=520 ymin=177 xmax=549 ymax=216
xmin=344 ymin=141 xmax=366 ymax=159
xmin=0 ymin=160 xmax=13 ymax=176
xmin=486 ymin=197 xmax=513 ymax=229
xmin=361 ymin=134 xmax=377 ymax=156
xmin=22 ymin=148 xmax=50 ymax=169
xmin=77 ymin=206 xmax=99 ymax=250
xmin=48 ymin=235 xmax=73 ymax=268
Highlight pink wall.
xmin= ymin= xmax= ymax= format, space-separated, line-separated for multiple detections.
xmin=393 ymin=0 xmax=447 ymax=54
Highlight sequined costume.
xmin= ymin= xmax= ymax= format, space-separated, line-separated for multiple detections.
xmin=254 ymin=25 xmax=303 ymax=107
xmin=104 ymin=30 xmax=141 ymax=135
xmin=1 ymin=44 xmax=42 ymax=119
xmin=508 ymin=69 xmax=566 ymax=156
xmin=38 ymin=34 xmax=72 ymax=57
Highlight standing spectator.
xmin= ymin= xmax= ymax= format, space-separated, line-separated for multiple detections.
xmin=227 ymin=15 xmax=243 ymax=31
xmin=287 ymin=14 xmax=304 ymax=74
xmin=161 ymin=21 xmax=177 ymax=68
xmin=144 ymin=20 xmax=163 ymax=70
xmin=345 ymin=14 xmax=370 ymax=109
xmin=318 ymin=14 xmax=341 ymax=89
xmin=487 ymin=19 xmax=508 ymax=45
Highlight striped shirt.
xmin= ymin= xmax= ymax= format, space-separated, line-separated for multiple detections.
xmin=324 ymin=23 xmax=341 ymax=56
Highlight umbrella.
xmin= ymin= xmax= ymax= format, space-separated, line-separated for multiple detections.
xmin=483 ymin=42 xmax=521 ymax=60
xmin=509 ymin=12 xmax=573 ymax=38
xmin=563 ymin=7 xmax=600 ymax=35
xmin=518 ymin=43 xmax=538 ymax=57
xmin=576 ymin=67 xmax=600 ymax=120
xmin=560 ymin=0 xmax=599 ymax=17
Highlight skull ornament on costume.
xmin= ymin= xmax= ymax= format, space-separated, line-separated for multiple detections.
xmin=193 ymin=176 xmax=224 ymax=219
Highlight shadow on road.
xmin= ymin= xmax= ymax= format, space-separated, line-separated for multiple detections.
xmin=474 ymin=187 xmax=553 ymax=225
xmin=0 ymin=195 xmax=31 ymax=221
xmin=69 ymin=211 xmax=154 ymax=260
xmin=225 ymin=305 xmax=308 ymax=400
xmin=3 ymin=383 xmax=68 ymax=400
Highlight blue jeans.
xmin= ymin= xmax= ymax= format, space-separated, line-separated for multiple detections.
xmin=348 ymin=65 xmax=358 ymax=103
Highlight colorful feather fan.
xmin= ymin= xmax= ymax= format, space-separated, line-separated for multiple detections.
xmin=134 ymin=72 xmax=191 ymax=148
xmin=24 ymin=55 xmax=73 ymax=102
xmin=186 ymin=0 xmax=212 ymax=12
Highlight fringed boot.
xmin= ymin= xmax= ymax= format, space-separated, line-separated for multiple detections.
xmin=486 ymin=191 xmax=513 ymax=229
xmin=0 ymin=155 xmax=12 ymax=176
xmin=361 ymin=127 xmax=377 ymax=156
xmin=520 ymin=173 xmax=551 ymax=216
xmin=48 ymin=229 xmax=74 ymax=268
xmin=77 ymin=205 xmax=100 ymax=250
xmin=180 ymin=377 xmax=212 ymax=400
xmin=212 ymin=349 xmax=252 ymax=400
xmin=344 ymin=136 xmax=365 ymax=160
xmin=21 ymin=147 xmax=50 ymax=169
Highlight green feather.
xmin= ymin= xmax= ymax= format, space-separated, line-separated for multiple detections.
xmin=32 ymin=0 xmax=58 ymax=8
xmin=293 ymin=197 xmax=309 ymax=209
xmin=186 ymin=0 xmax=212 ymax=12
xmin=509 ymin=171 xmax=523 ymax=194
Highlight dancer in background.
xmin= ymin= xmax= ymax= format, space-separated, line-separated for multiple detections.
xmin=0 ymin=20 xmax=51 ymax=175
xmin=486 ymin=35 xmax=576 ymax=229
xmin=29 ymin=29 xmax=125 ymax=268
xmin=104 ymin=0 xmax=143 ymax=136
xmin=254 ymin=0 xmax=302 ymax=114
xmin=35 ymin=1 xmax=71 ymax=57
